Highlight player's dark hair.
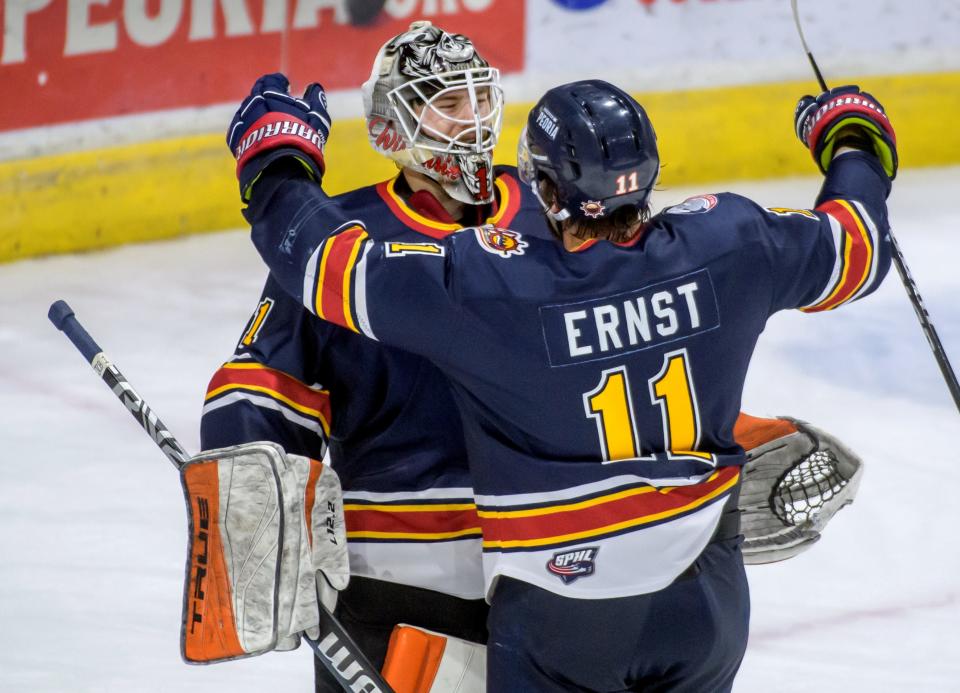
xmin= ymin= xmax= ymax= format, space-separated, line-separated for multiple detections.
xmin=568 ymin=204 xmax=650 ymax=243
xmin=539 ymin=178 xmax=649 ymax=243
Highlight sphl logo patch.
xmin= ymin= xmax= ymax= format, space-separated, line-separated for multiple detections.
xmin=547 ymin=547 xmax=598 ymax=584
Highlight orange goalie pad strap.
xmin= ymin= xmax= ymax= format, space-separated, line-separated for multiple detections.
xmin=382 ymin=625 xmax=447 ymax=693
xmin=734 ymin=413 xmax=799 ymax=452
xmin=181 ymin=461 xmax=245 ymax=662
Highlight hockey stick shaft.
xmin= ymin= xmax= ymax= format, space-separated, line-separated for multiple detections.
xmin=48 ymin=300 xmax=189 ymax=468
xmin=305 ymin=627 xmax=395 ymax=692
xmin=789 ymin=1 xmax=960 ymax=414
xmin=47 ymin=299 xmax=395 ymax=693
xmin=886 ymin=236 xmax=960 ymax=412
xmin=790 ymin=0 xmax=827 ymax=92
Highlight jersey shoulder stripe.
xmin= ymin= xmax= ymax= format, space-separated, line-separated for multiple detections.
xmin=801 ymin=199 xmax=879 ymax=312
xmin=305 ymin=224 xmax=369 ymax=332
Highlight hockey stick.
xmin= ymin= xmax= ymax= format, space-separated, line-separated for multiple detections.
xmin=790 ymin=0 xmax=960 ymax=415
xmin=48 ymin=300 xmax=395 ymax=693
xmin=789 ymin=0 xmax=828 ymax=93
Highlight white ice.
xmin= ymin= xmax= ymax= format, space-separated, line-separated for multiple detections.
xmin=2 ymin=167 xmax=959 ymax=692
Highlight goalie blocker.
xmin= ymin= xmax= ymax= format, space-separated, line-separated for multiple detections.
xmin=180 ymin=442 xmax=349 ymax=663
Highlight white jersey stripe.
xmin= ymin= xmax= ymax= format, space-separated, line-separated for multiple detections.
xmin=344 ymin=487 xmax=475 ymax=503
xmin=850 ymin=200 xmax=882 ymax=302
xmin=474 ymin=468 xmax=716 ymax=509
xmin=801 ymin=213 xmax=845 ymax=309
xmin=303 ymin=244 xmax=323 ymax=315
xmin=354 ymin=241 xmax=378 ymax=341
xmin=202 ymin=390 xmax=328 ymax=439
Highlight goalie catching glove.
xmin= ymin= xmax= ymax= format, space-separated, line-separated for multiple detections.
xmin=179 ymin=442 xmax=348 ymax=663
xmin=737 ymin=415 xmax=863 ymax=565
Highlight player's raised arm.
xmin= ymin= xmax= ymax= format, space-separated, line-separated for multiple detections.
xmin=228 ymin=74 xmax=461 ymax=359
xmin=738 ymin=86 xmax=897 ymax=314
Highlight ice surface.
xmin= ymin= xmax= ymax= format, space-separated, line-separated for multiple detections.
xmin=2 ymin=168 xmax=958 ymax=691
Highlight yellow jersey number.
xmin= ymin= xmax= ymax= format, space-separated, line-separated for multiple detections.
xmin=584 ymin=348 xmax=713 ymax=463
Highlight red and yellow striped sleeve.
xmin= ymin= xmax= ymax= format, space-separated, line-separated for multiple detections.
xmin=203 ymin=362 xmax=331 ymax=437
xmin=801 ymin=199 xmax=880 ymax=313
xmin=305 ymin=225 xmax=369 ymax=334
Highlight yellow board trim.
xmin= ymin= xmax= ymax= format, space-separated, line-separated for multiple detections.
xmin=3 ymin=71 xmax=959 ymax=263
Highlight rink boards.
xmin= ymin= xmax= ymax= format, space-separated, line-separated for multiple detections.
xmin=2 ymin=70 xmax=958 ymax=263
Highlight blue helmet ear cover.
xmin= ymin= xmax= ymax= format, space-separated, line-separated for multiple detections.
xmin=523 ymin=80 xmax=659 ymax=222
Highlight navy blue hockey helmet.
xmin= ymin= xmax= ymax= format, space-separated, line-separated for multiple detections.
xmin=518 ymin=80 xmax=659 ymax=223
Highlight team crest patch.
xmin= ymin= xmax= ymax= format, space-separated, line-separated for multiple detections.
xmin=547 ymin=547 xmax=598 ymax=584
xmin=665 ymin=194 xmax=718 ymax=215
xmin=580 ymin=200 xmax=606 ymax=218
xmin=474 ymin=225 xmax=528 ymax=258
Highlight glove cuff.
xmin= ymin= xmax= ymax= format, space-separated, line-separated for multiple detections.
xmin=804 ymin=92 xmax=894 ymax=152
xmin=233 ymin=111 xmax=327 ymax=179
xmin=239 ymin=148 xmax=322 ymax=202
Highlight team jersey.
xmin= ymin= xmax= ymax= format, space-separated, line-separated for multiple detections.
xmin=247 ymin=150 xmax=892 ymax=599
xmin=201 ymin=166 xmax=540 ymax=599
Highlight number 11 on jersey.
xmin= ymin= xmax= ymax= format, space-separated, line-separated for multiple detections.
xmin=584 ymin=349 xmax=714 ymax=463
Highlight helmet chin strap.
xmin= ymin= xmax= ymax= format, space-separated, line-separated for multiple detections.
xmin=529 ymin=178 xmax=571 ymax=222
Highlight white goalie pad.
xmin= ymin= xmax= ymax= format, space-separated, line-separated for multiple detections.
xmin=382 ymin=625 xmax=486 ymax=693
xmin=179 ymin=442 xmax=348 ymax=663
xmin=739 ymin=418 xmax=863 ymax=565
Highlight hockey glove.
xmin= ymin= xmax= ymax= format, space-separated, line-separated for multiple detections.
xmin=736 ymin=416 xmax=863 ymax=565
xmin=180 ymin=442 xmax=349 ymax=663
xmin=795 ymin=85 xmax=898 ymax=179
xmin=227 ymin=73 xmax=330 ymax=201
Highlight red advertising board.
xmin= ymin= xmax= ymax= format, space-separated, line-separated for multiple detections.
xmin=1 ymin=0 xmax=524 ymax=133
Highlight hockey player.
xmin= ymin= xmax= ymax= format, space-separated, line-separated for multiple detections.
xmin=202 ymin=22 xmax=516 ymax=690
xmin=227 ymin=72 xmax=896 ymax=690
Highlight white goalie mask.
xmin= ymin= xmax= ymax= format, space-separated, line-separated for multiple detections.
xmin=362 ymin=21 xmax=504 ymax=205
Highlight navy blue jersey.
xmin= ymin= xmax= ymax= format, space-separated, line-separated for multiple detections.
xmin=202 ymin=167 xmax=540 ymax=598
xmin=248 ymin=150 xmax=892 ymax=598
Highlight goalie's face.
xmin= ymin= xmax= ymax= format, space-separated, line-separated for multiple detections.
xmin=389 ymin=67 xmax=503 ymax=155
xmin=417 ymin=86 xmax=494 ymax=145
